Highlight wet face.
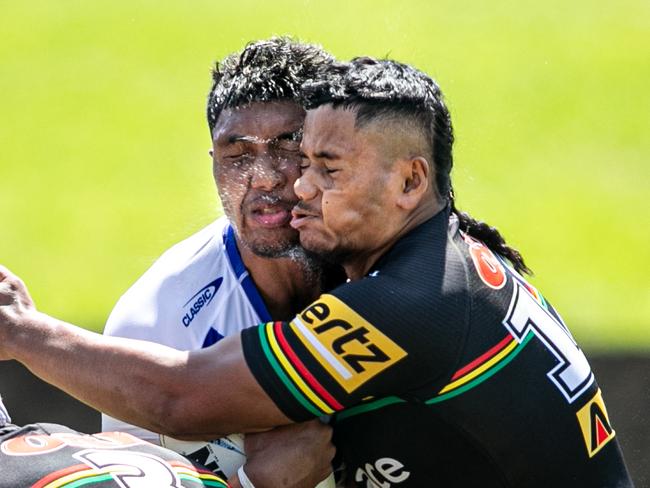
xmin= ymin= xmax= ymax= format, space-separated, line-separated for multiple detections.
xmin=292 ymin=105 xmax=406 ymax=265
xmin=212 ymin=101 xmax=304 ymax=257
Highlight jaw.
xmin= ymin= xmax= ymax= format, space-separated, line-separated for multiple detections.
xmin=238 ymin=221 xmax=301 ymax=258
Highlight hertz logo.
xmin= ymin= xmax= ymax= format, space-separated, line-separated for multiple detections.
xmin=291 ymin=294 xmax=407 ymax=393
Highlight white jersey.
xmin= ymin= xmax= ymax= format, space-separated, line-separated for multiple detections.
xmin=102 ymin=216 xmax=271 ymax=443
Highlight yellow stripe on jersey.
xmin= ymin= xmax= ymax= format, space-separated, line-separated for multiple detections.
xmin=438 ymin=338 xmax=519 ymax=394
xmin=265 ymin=323 xmax=335 ymax=414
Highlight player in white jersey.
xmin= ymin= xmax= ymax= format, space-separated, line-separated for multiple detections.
xmin=103 ymin=219 xmax=274 ymax=442
xmin=0 ymin=38 xmax=338 ymax=488
xmin=101 ymin=37 xmax=342 ymax=486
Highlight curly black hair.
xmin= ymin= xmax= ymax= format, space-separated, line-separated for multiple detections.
xmin=302 ymin=57 xmax=531 ymax=274
xmin=207 ymin=37 xmax=334 ymax=133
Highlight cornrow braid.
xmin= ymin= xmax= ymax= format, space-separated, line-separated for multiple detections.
xmin=450 ymin=194 xmax=531 ymax=275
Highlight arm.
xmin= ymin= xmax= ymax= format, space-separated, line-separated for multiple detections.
xmin=0 ymin=266 xmax=291 ymax=439
xmin=100 ymin=269 xmax=184 ymax=444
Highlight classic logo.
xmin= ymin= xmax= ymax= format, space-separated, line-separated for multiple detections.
xmin=576 ymin=389 xmax=615 ymax=457
xmin=291 ymin=294 xmax=407 ymax=393
xmin=182 ymin=278 xmax=223 ymax=327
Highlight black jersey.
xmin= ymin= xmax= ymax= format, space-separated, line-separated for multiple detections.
xmin=242 ymin=210 xmax=631 ymax=487
xmin=0 ymin=423 xmax=227 ymax=487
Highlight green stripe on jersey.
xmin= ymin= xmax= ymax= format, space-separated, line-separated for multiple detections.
xmin=257 ymin=324 xmax=322 ymax=417
xmin=334 ymin=331 xmax=535 ymax=420
xmin=336 ymin=396 xmax=405 ymax=421
xmin=426 ymin=331 xmax=534 ymax=405
xmin=179 ymin=474 xmax=229 ymax=487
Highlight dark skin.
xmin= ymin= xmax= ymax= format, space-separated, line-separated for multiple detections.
xmin=0 ymin=105 xmax=440 ymax=486
xmin=293 ymin=105 xmax=440 ymax=279
xmin=211 ymin=101 xmax=322 ymax=319
xmin=208 ymin=100 xmax=335 ymax=486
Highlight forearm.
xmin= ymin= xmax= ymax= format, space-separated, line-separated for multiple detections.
xmin=6 ymin=310 xmax=191 ymax=435
xmin=0 ymin=266 xmax=292 ymax=439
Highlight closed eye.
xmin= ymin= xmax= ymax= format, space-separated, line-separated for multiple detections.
xmin=299 ymin=152 xmax=310 ymax=170
xmin=224 ymin=153 xmax=253 ymax=167
xmin=274 ymin=139 xmax=300 ymax=152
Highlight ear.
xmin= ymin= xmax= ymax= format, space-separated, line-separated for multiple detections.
xmin=395 ymin=156 xmax=431 ymax=210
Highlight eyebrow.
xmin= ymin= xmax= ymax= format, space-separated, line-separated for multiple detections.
xmin=227 ymin=134 xmax=252 ymax=144
xmin=224 ymin=129 xmax=302 ymax=145
xmin=276 ymin=129 xmax=303 ymax=141
xmin=313 ymin=150 xmax=338 ymax=160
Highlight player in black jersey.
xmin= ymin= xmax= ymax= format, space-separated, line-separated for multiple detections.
xmin=0 ymin=395 xmax=228 ymax=487
xmin=0 ymin=58 xmax=632 ymax=487
xmin=0 ymin=394 xmax=335 ymax=487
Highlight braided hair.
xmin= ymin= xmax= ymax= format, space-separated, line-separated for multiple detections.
xmin=302 ymin=57 xmax=531 ymax=274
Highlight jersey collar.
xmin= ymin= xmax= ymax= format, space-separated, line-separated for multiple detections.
xmin=223 ymin=224 xmax=272 ymax=323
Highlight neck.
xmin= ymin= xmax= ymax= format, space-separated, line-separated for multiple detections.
xmin=237 ymin=240 xmax=322 ymax=321
xmin=343 ymin=198 xmax=444 ymax=281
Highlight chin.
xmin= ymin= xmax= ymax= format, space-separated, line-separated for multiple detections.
xmin=242 ymin=226 xmax=299 ymax=255
xmin=248 ymin=235 xmax=302 ymax=258
xmin=299 ymin=235 xmax=341 ymax=262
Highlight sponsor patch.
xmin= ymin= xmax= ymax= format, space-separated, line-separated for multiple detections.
xmin=182 ymin=278 xmax=223 ymax=327
xmin=462 ymin=233 xmax=506 ymax=289
xmin=291 ymin=294 xmax=407 ymax=393
xmin=576 ymin=388 xmax=615 ymax=457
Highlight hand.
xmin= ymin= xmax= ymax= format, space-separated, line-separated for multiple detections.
xmin=240 ymin=420 xmax=335 ymax=488
xmin=0 ymin=265 xmax=36 ymax=359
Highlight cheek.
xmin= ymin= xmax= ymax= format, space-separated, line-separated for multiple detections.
xmin=278 ymin=157 xmax=302 ymax=183
xmin=216 ymin=172 xmax=249 ymax=210
xmin=322 ymin=196 xmax=365 ymax=230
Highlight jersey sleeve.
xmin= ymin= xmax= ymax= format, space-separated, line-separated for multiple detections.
xmin=241 ymin=274 xmax=465 ymax=422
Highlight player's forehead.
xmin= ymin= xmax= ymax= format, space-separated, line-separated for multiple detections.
xmin=212 ymin=100 xmax=305 ymax=147
xmin=302 ymin=105 xmax=359 ymax=156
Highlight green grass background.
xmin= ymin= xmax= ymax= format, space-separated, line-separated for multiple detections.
xmin=1 ymin=0 xmax=648 ymax=350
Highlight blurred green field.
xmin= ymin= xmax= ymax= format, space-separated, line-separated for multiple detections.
xmin=1 ymin=0 xmax=648 ymax=350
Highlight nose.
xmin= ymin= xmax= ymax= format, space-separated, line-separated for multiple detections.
xmin=294 ymin=171 xmax=318 ymax=202
xmin=250 ymin=155 xmax=285 ymax=191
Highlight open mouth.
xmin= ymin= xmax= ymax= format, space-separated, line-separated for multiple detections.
xmin=290 ymin=205 xmax=320 ymax=229
xmin=251 ymin=206 xmax=291 ymax=227
xmin=247 ymin=201 xmax=295 ymax=228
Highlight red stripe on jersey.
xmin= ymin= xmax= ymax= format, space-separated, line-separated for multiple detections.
xmin=32 ymin=464 xmax=90 ymax=488
xmin=451 ymin=333 xmax=514 ymax=380
xmin=273 ymin=321 xmax=344 ymax=411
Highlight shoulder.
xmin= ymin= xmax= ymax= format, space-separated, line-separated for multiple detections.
xmin=153 ymin=217 xmax=231 ymax=271
xmin=336 ymin=214 xmax=471 ymax=319
xmin=104 ymin=217 xmax=234 ymax=334
xmin=126 ymin=217 xmax=230 ymax=294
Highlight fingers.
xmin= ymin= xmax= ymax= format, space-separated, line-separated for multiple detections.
xmin=0 ymin=282 xmax=13 ymax=306
xmin=0 ymin=266 xmax=23 ymax=290
xmin=0 ymin=266 xmax=33 ymax=310
xmin=0 ymin=266 xmax=22 ymax=292
xmin=0 ymin=265 xmax=11 ymax=282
